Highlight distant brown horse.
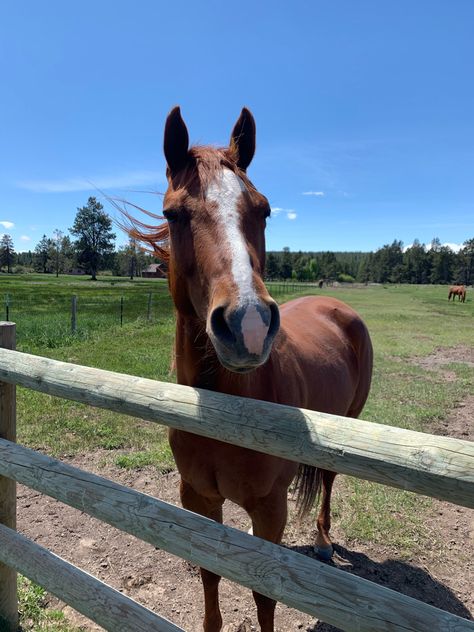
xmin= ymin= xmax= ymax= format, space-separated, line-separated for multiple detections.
xmin=448 ymin=285 xmax=466 ymax=302
xmin=130 ymin=107 xmax=373 ymax=632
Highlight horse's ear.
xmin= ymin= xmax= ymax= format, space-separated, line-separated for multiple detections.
xmin=230 ymin=107 xmax=256 ymax=171
xmin=164 ymin=106 xmax=189 ymax=173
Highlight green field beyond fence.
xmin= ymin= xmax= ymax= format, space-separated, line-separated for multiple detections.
xmin=0 ymin=275 xmax=173 ymax=351
xmin=0 ymin=276 xmax=338 ymax=351
xmin=0 ymin=274 xmax=472 ymax=355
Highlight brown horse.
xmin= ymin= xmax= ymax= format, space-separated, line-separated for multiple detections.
xmin=448 ymin=285 xmax=466 ymax=302
xmin=130 ymin=107 xmax=373 ymax=632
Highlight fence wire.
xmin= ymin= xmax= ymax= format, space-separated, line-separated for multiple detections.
xmin=3 ymin=292 xmax=169 ymax=350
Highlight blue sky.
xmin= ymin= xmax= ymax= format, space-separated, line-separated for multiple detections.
xmin=1 ymin=1 xmax=473 ymax=254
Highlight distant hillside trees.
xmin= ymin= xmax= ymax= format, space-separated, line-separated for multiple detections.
xmin=70 ymin=197 xmax=116 ymax=280
xmin=265 ymin=238 xmax=474 ymax=286
xmin=15 ymin=195 xmax=474 ymax=286
xmin=457 ymin=238 xmax=474 ymax=285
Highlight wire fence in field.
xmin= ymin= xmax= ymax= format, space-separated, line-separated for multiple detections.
xmin=2 ymin=292 xmax=173 ymax=350
xmin=266 ymin=281 xmax=320 ymax=297
xmin=3 ymin=281 xmax=357 ymax=350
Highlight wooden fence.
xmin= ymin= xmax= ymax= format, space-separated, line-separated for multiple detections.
xmin=0 ymin=321 xmax=473 ymax=631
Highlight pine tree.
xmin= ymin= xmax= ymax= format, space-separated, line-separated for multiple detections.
xmin=70 ymin=197 xmax=116 ymax=280
xmin=0 ymin=234 xmax=15 ymax=273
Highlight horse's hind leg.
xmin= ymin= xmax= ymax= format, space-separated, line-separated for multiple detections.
xmin=315 ymin=470 xmax=337 ymax=560
xmin=246 ymin=487 xmax=288 ymax=632
xmin=180 ymin=480 xmax=224 ymax=632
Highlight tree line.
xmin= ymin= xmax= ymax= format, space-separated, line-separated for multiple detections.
xmin=267 ymin=238 xmax=474 ymax=285
xmin=2 ymin=197 xmax=156 ymax=280
xmin=1 ymin=196 xmax=473 ymax=285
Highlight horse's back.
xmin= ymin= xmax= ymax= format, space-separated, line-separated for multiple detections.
xmin=276 ymin=295 xmax=373 ymax=416
xmin=280 ymin=295 xmax=370 ymax=357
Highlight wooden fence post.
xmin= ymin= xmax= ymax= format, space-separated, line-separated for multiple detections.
xmin=71 ymin=295 xmax=77 ymax=333
xmin=0 ymin=322 xmax=18 ymax=631
xmin=147 ymin=292 xmax=152 ymax=321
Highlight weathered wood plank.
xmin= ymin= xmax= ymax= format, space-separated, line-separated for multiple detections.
xmin=0 ymin=439 xmax=472 ymax=632
xmin=0 ymin=324 xmax=18 ymax=631
xmin=0 ymin=524 xmax=183 ymax=632
xmin=0 ymin=348 xmax=472 ymax=507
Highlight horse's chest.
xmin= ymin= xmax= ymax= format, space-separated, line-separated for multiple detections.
xmin=169 ymin=429 xmax=295 ymax=503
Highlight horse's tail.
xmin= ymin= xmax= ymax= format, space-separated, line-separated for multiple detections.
xmin=294 ymin=464 xmax=323 ymax=517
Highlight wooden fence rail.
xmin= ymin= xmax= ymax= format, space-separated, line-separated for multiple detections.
xmin=0 ymin=325 xmax=473 ymax=631
xmin=0 ymin=524 xmax=182 ymax=632
xmin=0 ymin=347 xmax=472 ymax=508
xmin=0 ymin=438 xmax=472 ymax=632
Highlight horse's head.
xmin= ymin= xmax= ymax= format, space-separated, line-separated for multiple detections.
xmin=163 ymin=107 xmax=280 ymax=373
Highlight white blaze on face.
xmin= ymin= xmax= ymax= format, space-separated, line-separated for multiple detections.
xmin=206 ymin=169 xmax=269 ymax=355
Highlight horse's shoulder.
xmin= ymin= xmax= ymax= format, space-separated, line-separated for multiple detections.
xmin=279 ymin=295 xmax=369 ymax=347
xmin=281 ymin=294 xmax=360 ymax=320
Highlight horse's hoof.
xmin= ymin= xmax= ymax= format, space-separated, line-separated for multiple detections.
xmin=315 ymin=544 xmax=334 ymax=560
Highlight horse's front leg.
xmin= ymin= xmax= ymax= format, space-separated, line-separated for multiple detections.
xmin=180 ymin=480 xmax=224 ymax=632
xmin=245 ymin=486 xmax=288 ymax=632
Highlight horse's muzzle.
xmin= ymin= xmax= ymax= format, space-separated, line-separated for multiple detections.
xmin=208 ymin=300 xmax=280 ymax=372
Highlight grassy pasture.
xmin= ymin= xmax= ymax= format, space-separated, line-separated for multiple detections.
xmin=6 ymin=275 xmax=474 ymax=483
xmin=1 ymin=275 xmax=473 ymax=629
xmin=0 ymin=274 xmax=172 ymax=352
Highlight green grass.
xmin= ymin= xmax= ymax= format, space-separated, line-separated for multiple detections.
xmin=17 ymin=317 xmax=176 ymax=458
xmin=1 ymin=273 xmax=171 ymax=352
xmin=2 ymin=276 xmax=474 ymax=627
xmin=114 ymin=444 xmax=175 ymax=471
xmin=17 ymin=576 xmax=79 ymax=631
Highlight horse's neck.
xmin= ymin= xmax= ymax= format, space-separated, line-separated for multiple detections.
xmin=174 ymin=313 xmax=221 ymax=389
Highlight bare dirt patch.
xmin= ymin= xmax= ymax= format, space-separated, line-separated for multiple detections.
xmin=16 ymin=348 xmax=474 ymax=631
xmin=410 ymin=345 xmax=474 ymax=382
xmin=17 ymin=447 xmax=473 ymax=631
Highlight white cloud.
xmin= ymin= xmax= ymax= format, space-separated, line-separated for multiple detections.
xmin=17 ymin=170 xmax=163 ymax=193
xmin=271 ymin=207 xmax=297 ymax=220
xmin=302 ymin=191 xmax=325 ymax=196
xmin=0 ymin=221 xmax=14 ymax=229
xmin=20 ymin=235 xmax=31 ymax=241
xmin=433 ymin=242 xmax=463 ymax=253
xmin=404 ymin=242 xmax=463 ymax=253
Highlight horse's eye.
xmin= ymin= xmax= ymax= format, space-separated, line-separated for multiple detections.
xmin=264 ymin=206 xmax=271 ymax=219
xmin=162 ymin=208 xmax=179 ymax=223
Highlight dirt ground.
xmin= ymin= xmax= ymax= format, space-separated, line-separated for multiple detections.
xmin=16 ymin=347 xmax=474 ymax=631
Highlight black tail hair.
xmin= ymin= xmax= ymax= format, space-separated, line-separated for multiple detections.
xmin=294 ymin=464 xmax=323 ymax=517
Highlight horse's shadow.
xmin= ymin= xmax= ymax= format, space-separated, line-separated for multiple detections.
xmin=288 ymin=543 xmax=472 ymax=631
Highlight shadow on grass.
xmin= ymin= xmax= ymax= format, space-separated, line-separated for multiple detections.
xmin=288 ymin=543 xmax=473 ymax=632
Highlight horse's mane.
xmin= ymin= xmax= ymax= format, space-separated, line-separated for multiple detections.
xmin=122 ymin=145 xmax=244 ymax=262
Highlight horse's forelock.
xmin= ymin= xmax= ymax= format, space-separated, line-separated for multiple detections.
xmin=180 ymin=146 xmax=242 ymax=196
xmin=121 ymin=145 xmax=251 ymax=262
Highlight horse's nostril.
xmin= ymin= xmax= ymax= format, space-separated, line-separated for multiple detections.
xmin=210 ymin=306 xmax=235 ymax=345
xmin=268 ymin=302 xmax=280 ymax=338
